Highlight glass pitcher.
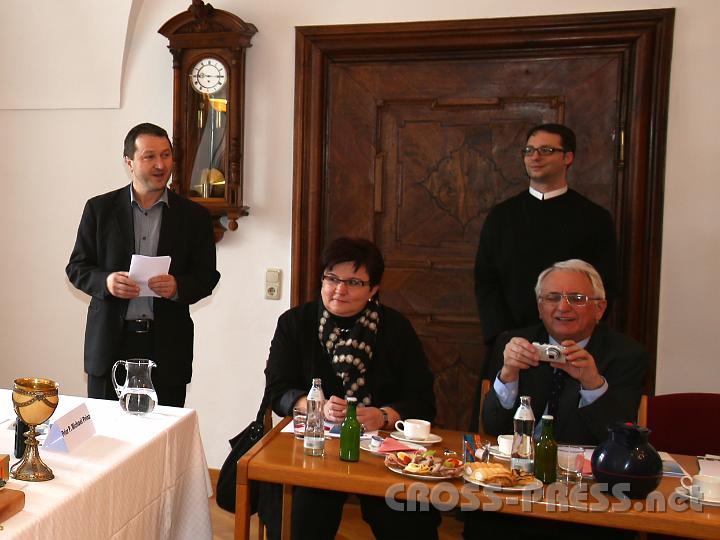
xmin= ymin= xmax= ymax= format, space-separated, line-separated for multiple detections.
xmin=111 ymin=359 xmax=158 ymax=415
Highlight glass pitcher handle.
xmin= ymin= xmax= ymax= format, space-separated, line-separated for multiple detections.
xmin=111 ymin=360 xmax=126 ymax=398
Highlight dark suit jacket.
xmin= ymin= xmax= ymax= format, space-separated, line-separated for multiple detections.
xmin=481 ymin=323 xmax=647 ymax=445
xmin=265 ymin=300 xmax=436 ymax=422
xmin=66 ymin=185 xmax=220 ymax=385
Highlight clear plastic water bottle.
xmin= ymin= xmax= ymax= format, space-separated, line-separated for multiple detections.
xmin=511 ymin=395 xmax=535 ymax=474
xmin=303 ymin=378 xmax=325 ymax=456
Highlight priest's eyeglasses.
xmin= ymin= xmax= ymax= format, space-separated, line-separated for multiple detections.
xmin=322 ymin=274 xmax=370 ymax=289
xmin=521 ymin=146 xmax=566 ymax=157
xmin=539 ymin=293 xmax=602 ymax=306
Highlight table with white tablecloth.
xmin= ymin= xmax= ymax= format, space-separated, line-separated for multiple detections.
xmin=0 ymin=389 xmax=212 ymax=539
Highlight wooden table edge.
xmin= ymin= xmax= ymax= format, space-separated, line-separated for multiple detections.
xmin=236 ymin=426 xmax=720 ymax=539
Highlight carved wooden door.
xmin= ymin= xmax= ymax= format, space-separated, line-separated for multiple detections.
xmin=293 ymin=11 xmax=674 ymax=430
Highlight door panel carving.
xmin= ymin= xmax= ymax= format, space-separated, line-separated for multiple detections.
xmin=294 ymin=10 xmax=674 ymax=429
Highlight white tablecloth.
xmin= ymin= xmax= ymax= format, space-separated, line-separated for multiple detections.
xmin=0 ymin=390 xmax=212 ymax=539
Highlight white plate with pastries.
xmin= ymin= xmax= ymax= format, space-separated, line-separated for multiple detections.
xmin=464 ymin=475 xmax=543 ymax=492
xmin=463 ymin=462 xmax=542 ymax=492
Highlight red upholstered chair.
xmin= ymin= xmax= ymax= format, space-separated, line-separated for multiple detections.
xmin=641 ymin=393 xmax=720 ymax=455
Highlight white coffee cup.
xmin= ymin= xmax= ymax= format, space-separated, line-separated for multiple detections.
xmin=681 ymin=474 xmax=720 ymax=502
xmin=394 ymin=419 xmax=431 ymax=440
xmin=497 ymin=434 xmax=513 ymax=456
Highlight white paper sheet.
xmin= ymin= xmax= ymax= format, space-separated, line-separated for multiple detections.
xmin=698 ymin=456 xmax=720 ymax=477
xmin=128 ymin=255 xmax=171 ymax=297
xmin=280 ymin=420 xmax=377 ymax=440
xmin=659 ymin=451 xmax=689 ymax=477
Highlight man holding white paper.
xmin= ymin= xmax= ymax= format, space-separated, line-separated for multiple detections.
xmin=129 ymin=254 xmax=172 ymax=297
xmin=66 ymin=123 xmax=220 ymax=406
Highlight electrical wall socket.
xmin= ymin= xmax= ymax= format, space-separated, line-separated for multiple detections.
xmin=265 ymin=268 xmax=281 ymax=300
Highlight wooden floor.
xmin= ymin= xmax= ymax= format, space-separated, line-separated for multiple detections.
xmin=210 ymin=499 xmax=464 ymax=540
xmin=210 ymin=499 xmax=243 ymax=540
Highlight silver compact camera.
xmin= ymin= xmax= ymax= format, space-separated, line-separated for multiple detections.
xmin=532 ymin=342 xmax=567 ymax=363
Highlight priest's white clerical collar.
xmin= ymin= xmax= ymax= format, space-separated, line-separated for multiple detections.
xmin=529 ymin=185 xmax=568 ymax=201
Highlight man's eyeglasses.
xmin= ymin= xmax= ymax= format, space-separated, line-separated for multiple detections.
xmin=539 ymin=293 xmax=602 ymax=306
xmin=322 ymin=274 xmax=370 ymax=289
xmin=521 ymin=146 xmax=566 ymax=157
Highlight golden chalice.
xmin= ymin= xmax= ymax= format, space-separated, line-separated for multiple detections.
xmin=11 ymin=378 xmax=59 ymax=481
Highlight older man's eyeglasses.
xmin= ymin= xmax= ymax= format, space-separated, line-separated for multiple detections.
xmin=521 ymin=146 xmax=566 ymax=157
xmin=322 ymin=274 xmax=370 ymax=289
xmin=539 ymin=293 xmax=602 ymax=306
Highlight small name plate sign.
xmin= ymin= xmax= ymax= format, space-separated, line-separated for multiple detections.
xmin=43 ymin=403 xmax=95 ymax=452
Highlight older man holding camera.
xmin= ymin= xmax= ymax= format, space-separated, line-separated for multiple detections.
xmin=481 ymin=259 xmax=647 ymax=445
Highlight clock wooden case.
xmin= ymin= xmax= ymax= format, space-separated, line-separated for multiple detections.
xmin=159 ymin=1 xmax=257 ymax=241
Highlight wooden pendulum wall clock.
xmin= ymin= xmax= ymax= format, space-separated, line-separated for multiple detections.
xmin=159 ymin=1 xmax=257 ymax=241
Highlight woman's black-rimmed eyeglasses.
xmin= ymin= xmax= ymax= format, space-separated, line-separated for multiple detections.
xmin=322 ymin=274 xmax=370 ymax=289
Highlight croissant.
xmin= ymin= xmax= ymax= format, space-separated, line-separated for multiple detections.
xmin=464 ymin=462 xmax=536 ymax=487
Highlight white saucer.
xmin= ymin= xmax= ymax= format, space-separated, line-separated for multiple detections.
xmin=488 ymin=445 xmax=511 ymax=461
xmin=674 ymin=486 xmax=720 ymax=507
xmin=390 ymin=431 xmax=442 ymax=445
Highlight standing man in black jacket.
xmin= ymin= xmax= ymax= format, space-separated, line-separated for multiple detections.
xmin=66 ymin=123 xmax=220 ymax=406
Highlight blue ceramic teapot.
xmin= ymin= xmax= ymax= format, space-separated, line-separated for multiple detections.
xmin=591 ymin=422 xmax=663 ymax=499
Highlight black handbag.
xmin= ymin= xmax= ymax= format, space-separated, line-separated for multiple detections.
xmin=216 ymin=388 xmax=271 ymax=513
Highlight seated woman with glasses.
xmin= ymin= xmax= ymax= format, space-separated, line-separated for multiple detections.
xmin=264 ymin=236 xmax=438 ymax=539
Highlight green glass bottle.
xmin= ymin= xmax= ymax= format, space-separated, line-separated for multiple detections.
xmin=340 ymin=397 xmax=361 ymax=462
xmin=534 ymin=414 xmax=558 ymax=483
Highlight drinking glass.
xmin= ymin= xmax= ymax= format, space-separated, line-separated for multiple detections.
xmin=557 ymin=445 xmax=584 ymax=484
xmin=473 ymin=439 xmax=492 ymax=462
xmin=292 ymin=407 xmax=307 ymax=439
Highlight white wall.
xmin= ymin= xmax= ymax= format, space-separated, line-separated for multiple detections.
xmin=0 ymin=0 xmax=132 ymax=109
xmin=0 ymin=0 xmax=717 ymax=468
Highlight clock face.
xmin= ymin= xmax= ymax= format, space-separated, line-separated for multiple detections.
xmin=189 ymin=58 xmax=227 ymax=94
